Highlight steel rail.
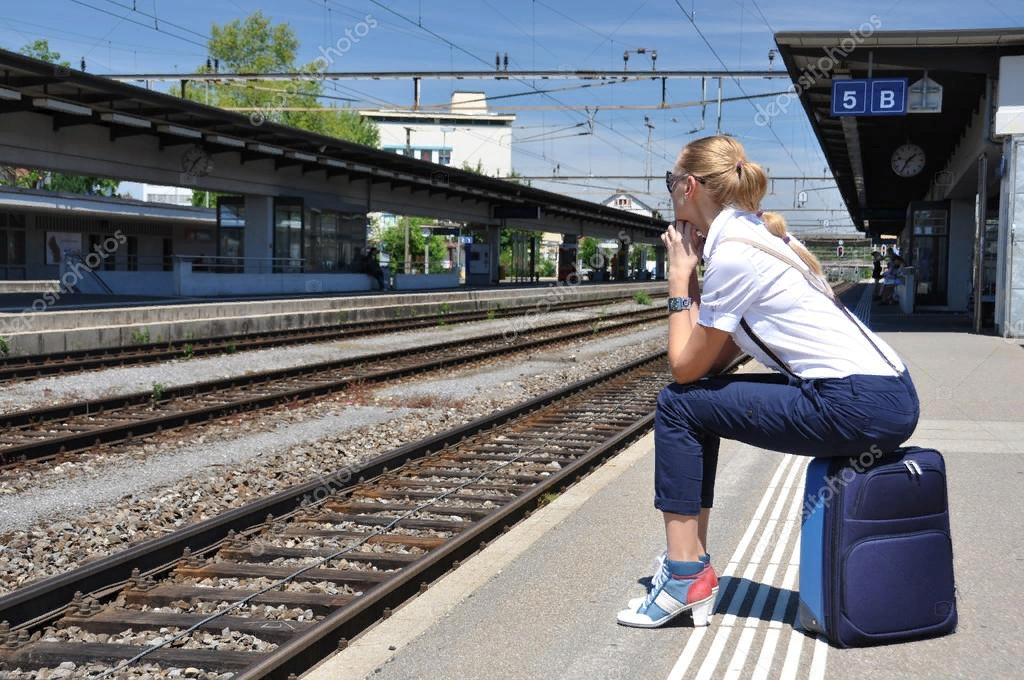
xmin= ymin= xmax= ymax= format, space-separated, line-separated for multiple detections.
xmin=0 ymin=291 xmax=665 ymax=383
xmin=0 ymin=307 xmax=666 ymax=464
xmin=0 ymin=347 xmax=669 ymax=635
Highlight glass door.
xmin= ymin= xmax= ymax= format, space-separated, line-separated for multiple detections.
xmin=908 ymin=201 xmax=949 ymax=306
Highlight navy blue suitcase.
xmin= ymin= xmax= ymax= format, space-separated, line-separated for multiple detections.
xmin=798 ymin=447 xmax=957 ymax=647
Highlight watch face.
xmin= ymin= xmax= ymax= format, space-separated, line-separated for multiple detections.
xmin=891 ymin=144 xmax=925 ymax=178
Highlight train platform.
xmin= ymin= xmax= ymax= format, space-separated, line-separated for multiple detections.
xmin=305 ymin=284 xmax=1024 ymax=680
xmin=0 ymin=280 xmax=666 ymax=356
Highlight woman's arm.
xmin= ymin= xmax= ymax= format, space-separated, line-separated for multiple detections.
xmin=666 ymin=263 xmax=732 ymax=384
xmin=709 ymin=336 xmax=743 ymax=374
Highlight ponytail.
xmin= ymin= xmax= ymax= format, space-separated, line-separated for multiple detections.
xmin=675 ymin=135 xmax=825 ymax=277
xmin=760 ymin=211 xmax=824 ymax=277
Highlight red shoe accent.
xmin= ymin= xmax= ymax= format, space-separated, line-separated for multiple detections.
xmin=671 ymin=566 xmax=716 ymax=604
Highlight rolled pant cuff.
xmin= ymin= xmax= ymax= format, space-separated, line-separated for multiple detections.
xmin=654 ymin=496 xmax=702 ymax=516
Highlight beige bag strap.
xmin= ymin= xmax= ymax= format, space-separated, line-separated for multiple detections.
xmin=718 ymin=236 xmax=902 ymax=375
xmin=719 ymin=236 xmax=832 ymax=298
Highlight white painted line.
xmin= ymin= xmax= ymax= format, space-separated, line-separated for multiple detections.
xmin=725 ymin=628 xmax=759 ymax=680
xmin=737 ymin=459 xmax=808 ymax=680
xmin=743 ymin=564 xmax=778 ymax=629
xmin=768 ymin=565 xmax=799 ymax=630
xmin=665 ymin=627 xmax=708 ymax=680
xmin=726 ymin=455 xmax=793 ymax=568
xmin=779 ymin=626 xmax=806 ymax=680
xmin=665 ymin=453 xmax=792 ymax=680
xmin=809 ymin=636 xmax=830 ymax=680
xmin=724 ymin=461 xmax=805 ymax=679
xmin=720 ymin=562 xmax=759 ymax=627
xmin=756 ymin=481 xmax=807 ymax=680
xmin=696 ymin=454 xmax=807 ymax=680
xmin=695 ymin=623 xmax=733 ymax=680
xmin=751 ymin=629 xmax=783 ymax=680
xmin=303 ymin=432 xmax=658 ymax=680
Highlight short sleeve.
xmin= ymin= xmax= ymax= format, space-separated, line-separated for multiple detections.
xmin=698 ymin=245 xmax=762 ymax=333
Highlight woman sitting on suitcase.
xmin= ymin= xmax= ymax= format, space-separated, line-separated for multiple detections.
xmin=617 ymin=135 xmax=920 ymax=628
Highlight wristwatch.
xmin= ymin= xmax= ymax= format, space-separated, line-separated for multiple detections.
xmin=667 ymin=296 xmax=693 ymax=312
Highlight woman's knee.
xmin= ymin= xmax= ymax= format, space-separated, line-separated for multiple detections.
xmin=657 ymin=383 xmax=702 ymax=425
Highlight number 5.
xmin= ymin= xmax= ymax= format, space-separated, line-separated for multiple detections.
xmin=843 ymin=90 xmax=857 ymax=109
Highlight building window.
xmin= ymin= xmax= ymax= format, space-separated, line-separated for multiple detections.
xmin=0 ymin=213 xmax=27 ymax=280
xmin=126 ymin=236 xmax=138 ymax=271
xmin=273 ymin=199 xmax=304 ymax=272
xmin=617 ymin=198 xmax=629 ymax=207
xmin=88 ymin=234 xmax=117 ymax=270
xmin=439 ymin=150 xmax=452 ymax=165
xmin=217 ymin=197 xmax=245 ymax=272
xmin=163 ymin=238 xmax=173 ymax=272
xmin=420 ymin=149 xmax=432 ymax=162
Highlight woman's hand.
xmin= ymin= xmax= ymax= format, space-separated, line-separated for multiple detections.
xmin=662 ymin=220 xmax=703 ymax=277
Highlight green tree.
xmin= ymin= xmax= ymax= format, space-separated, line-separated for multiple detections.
xmin=3 ymin=40 xmax=121 ymax=196
xmin=579 ymin=237 xmax=599 ymax=269
xmin=376 ymin=217 xmax=447 ymax=274
xmin=20 ymin=39 xmax=64 ymax=64
xmin=193 ymin=12 xmax=379 ymax=147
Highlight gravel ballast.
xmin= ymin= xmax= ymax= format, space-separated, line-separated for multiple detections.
xmin=0 ymin=300 xmax=649 ymax=413
xmin=0 ymin=320 xmax=667 ymax=595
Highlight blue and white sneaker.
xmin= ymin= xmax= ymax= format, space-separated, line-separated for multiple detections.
xmin=617 ymin=559 xmax=718 ymax=628
xmin=627 ymin=552 xmax=717 ymax=610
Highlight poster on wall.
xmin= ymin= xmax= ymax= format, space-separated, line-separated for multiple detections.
xmin=45 ymin=232 xmax=82 ymax=265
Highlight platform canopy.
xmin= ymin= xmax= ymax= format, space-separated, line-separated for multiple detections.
xmin=775 ymin=28 xmax=1024 ymax=237
xmin=0 ymin=48 xmax=667 ymax=240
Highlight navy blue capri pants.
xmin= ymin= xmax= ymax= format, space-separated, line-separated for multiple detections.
xmin=654 ymin=370 xmax=920 ymax=516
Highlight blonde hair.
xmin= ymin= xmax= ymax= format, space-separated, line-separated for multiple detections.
xmin=674 ymin=135 xmax=823 ymax=276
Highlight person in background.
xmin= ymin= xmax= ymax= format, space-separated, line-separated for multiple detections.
xmin=872 ymin=251 xmax=883 ymax=300
xmin=880 ymin=257 xmax=902 ymax=305
xmin=363 ymin=246 xmax=388 ymax=291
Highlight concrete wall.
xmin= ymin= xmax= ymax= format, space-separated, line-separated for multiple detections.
xmin=0 ymin=281 xmax=667 ymax=355
xmin=947 ymin=200 xmax=975 ymax=311
xmin=395 ymin=273 xmax=460 ymax=290
xmin=180 ymin=272 xmax=374 ymax=297
xmin=1006 ymin=136 xmax=1024 ymax=336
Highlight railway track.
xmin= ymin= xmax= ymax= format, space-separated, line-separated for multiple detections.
xmin=0 ymin=349 xmax=674 ymax=679
xmin=0 ymin=305 xmax=667 ymax=466
xmin=0 ymin=282 xmax=855 ymax=678
xmin=0 ymin=290 xmax=665 ymax=384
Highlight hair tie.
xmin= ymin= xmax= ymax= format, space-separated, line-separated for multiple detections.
xmin=783 ymin=235 xmax=791 ymax=244
xmin=735 ymin=161 xmax=743 ymax=175
xmin=756 ymin=210 xmax=764 ymax=218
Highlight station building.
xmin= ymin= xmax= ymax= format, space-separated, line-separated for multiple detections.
xmin=0 ymin=47 xmax=664 ymax=297
xmin=776 ymin=27 xmax=1024 ymax=336
xmin=360 ymin=92 xmax=514 ymax=177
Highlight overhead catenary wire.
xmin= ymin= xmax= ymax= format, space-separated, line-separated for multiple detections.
xmin=65 ymin=0 xmax=208 ymax=48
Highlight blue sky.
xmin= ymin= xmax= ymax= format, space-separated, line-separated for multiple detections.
xmin=2 ymin=0 xmax=1023 ymax=232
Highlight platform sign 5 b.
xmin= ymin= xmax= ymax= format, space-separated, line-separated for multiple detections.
xmin=831 ymin=78 xmax=908 ymax=116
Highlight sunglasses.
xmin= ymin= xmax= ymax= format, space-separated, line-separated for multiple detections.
xmin=666 ymin=170 xmax=707 ymax=195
